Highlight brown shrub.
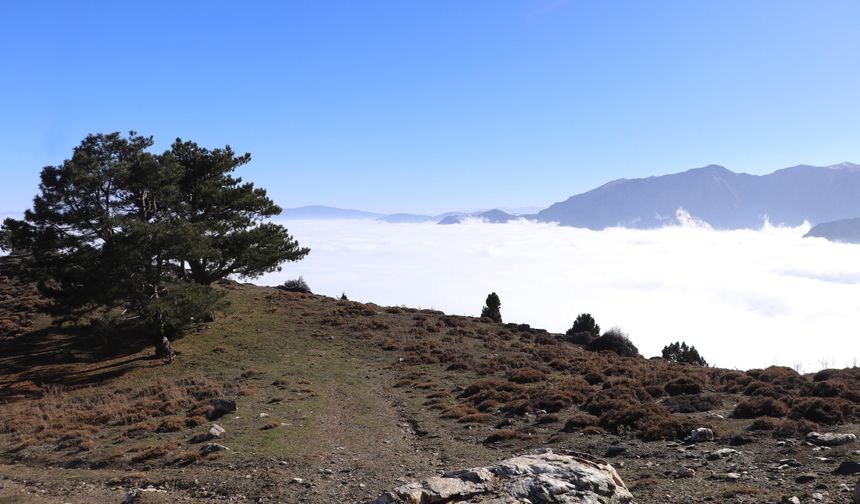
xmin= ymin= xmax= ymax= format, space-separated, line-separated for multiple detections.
xmin=747 ymin=417 xmax=778 ymax=431
xmin=598 ymin=402 xmax=682 ymax=439
xmin=714 ymin=370 xmax=754 ymax=393
xmin=664 ymin=377 xmax=703 ymax=396
xmin=440 ymin=405 xmax=479 ymax=420
xmin=458 ymin=413 xmax=493 ymax=424
xmin=645 ymin=385 xmax=666 ymax=398
xmin=753 ymin=366 xmax=805 ymax=390
xmin=381 ymin=339 xmax=400 ymax=351
xmin=507 ymin=368 xmax=547 ymax=384
xmin=156 ymin=416 xmax=186 ymax=433
xmin=535 ymin=414 xmax=560 ymax=425
xmin=732 ymin=397 xmax=789 ymax=419
xmin=773 ymin=418 xmax=820 ymax=438
xmin=501 ymin=398 xmax=532 ymax=416
xmin=788 ymin=397 xmax=854 ymax=425
xmin=801 ymin=380 xmax=846 ymax=398
xmin=529 ymin=385 xmax=580 ymax=413
xmin=663 ymin=394 xmax=721 ymax=413
xmin=561 ymin=413 xmax=599 ymax=432
xmin=484 ymin=429 xmax=521 ymax=444
xmin=129 ymin=442 xmax=174 ymax=463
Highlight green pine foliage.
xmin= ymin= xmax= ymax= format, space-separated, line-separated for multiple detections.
xmin=0 ymin=132 xmax=309 ymax=344
xmin=481 ymin=292 xmax=502 ymax=323
xmin=662 ymin=341 xmax=708 ymax=366
xmin=565 ymin=313 xmax=601 ymax=344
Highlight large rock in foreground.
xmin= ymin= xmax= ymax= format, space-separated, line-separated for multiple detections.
xmin=367 ymin=449 xmax=633 ymax=504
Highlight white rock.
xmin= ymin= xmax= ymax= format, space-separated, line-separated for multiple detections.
xmin=691 ymin=428 xmax=714 ymax=442
xmin=200 ymin=443 xmax=230 ymax=454
xmin=367 ymin=449 xmax=632 ymax=504
xmin=208 ymin=423 xmax=225 ymax=438
xmin=807 ymin=431 xmax=856 ymax=447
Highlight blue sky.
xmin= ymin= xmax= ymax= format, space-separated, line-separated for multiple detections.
xmin=2 ymin=1 xmax=859 ymax=215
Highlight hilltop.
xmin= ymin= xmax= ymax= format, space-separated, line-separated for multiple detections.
xmin=0 ymin=275 xmax=858 ymax=503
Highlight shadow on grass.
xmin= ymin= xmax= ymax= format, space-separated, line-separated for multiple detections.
xmin=0 ymin=322 xmax=160 ymax=400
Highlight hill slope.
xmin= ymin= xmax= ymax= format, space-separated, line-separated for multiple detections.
xmin=804 ymin=217 xmax=860 ymax=244
xmin=0 ymin=284 xmax=857 ymax=503
xmin=537 ymin=163 xmax=860 ymax=229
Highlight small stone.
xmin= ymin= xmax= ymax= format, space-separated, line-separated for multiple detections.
xmin=795 ymin=473 xmax=816 ymax=484
xmin=706 ymin=448 xmax=737 ymax=460
xmin=781 ymin=497 xmax=801 ymax=504
xmin=778 ymin=459 xmax=802 ymax=468
xmin=811 ymin=493 xmax=824 ymax=501
xmin=835 ymin=460 xmax=860 ymax=476
xmin=691 ymin=428 xmax=714 ymax=442
xmin=676 ymin=467 xmax=696 ymax=478
xmin=212 ymin=398 xmax=237 ymax=416
xmin=259 ymin=412 xmax=270 ymax=418
xmin=208 ymin=424 xmax=225 ymax=438
xmin=200 ymin=443 xmax=229 ymax=455
xmin=290 ymin=478 xmax=304 ymax=485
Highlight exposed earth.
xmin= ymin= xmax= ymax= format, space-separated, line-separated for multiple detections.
xmin=0 ymin=273 xmax=858 ymax=503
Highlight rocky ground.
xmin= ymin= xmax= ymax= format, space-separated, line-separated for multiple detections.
xmin=0 ymin=279 xmax=858 ymax=503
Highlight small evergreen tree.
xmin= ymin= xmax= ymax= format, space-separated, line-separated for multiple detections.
xmin=662 ymin=341 xmax=708 ymax=366
xmin=565 ymin=313 xmax=600 ymax=344
xmin=481 ymin=292 xmax=502 ymax=322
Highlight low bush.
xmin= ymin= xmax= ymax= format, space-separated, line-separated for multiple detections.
xmin=484 ymin=429 xmax=520 ymax=444
xmin=664 ymin=377 xmax=703 ymax=396
xmin=732 ymin=397 xmax=789 ymax=419
xmin=587 ymin=328 xmax=640 ymax=357
xmin=747 ymin=417 xmax=778 ymax=431
xmin=788 ymin=397 xmax=854 ymax=425
xmin=507 ymin=368 xmax=547 ymax=384
xmin=663 ymin=394 xmax=721 ymax=413
xmin=773 ymin=418 xmax=820 ymax=438
xmin=280 ymin=276 xmax=311 ymax=294
xmin=561 ymin=413 xmax=599 ymax=432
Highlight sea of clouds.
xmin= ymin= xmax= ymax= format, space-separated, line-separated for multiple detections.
xmin=258 ymin=217 xmax=860 ymax=373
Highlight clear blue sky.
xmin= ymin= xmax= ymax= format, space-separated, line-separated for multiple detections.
xmin=2 ymin=1 xmax=859 ymax=215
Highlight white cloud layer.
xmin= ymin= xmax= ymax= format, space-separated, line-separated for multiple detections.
xmin=258 ymin=218 xmax=860 ymax=373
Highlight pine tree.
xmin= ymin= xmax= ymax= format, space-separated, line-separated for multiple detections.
xmin=661 ymin=341 xmax=708 ymax=366
xmin=565 ymin=313 xmax=601 ymax=344
xmin=481 ymin=292 xmax=502 ymax=322
xmin=0 ymin=132 xmax=309 ymax=353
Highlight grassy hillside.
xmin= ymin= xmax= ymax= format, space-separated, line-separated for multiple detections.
xmin=0 ymin=281 xmax=858 ymax=503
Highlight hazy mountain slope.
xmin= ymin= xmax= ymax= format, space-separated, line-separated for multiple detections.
xmin=437 ymin=209 xmax=518 ymax=225
xmin=537 ymin=163 xmax=860 ymax=229
xmin=803 ymin=217 xmax=860 ymax=243
xmin=281 ymin=205 xmax=385 ymax=220
xmin=376 ymin=213 xmax=436 ymax=223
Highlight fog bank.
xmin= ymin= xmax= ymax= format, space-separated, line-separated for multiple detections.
xmin=258 ymin=219 xmax=860 ymax=372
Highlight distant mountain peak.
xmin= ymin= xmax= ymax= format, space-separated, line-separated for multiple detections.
xmin=537 ymin=162 xmax=860 ymax=229
xmin=827 ymin=162 xmax=860 ymax=171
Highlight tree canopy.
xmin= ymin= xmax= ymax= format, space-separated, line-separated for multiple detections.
xmin=481 ymin=292 xmax=502 ymax=323
xmin=565 ymin=313 xmax=601 ymax=344
xmin=0 ymin=132 xmax=309 ymax=342
xmin=662 ymin=341 xmax=708 ymax=366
